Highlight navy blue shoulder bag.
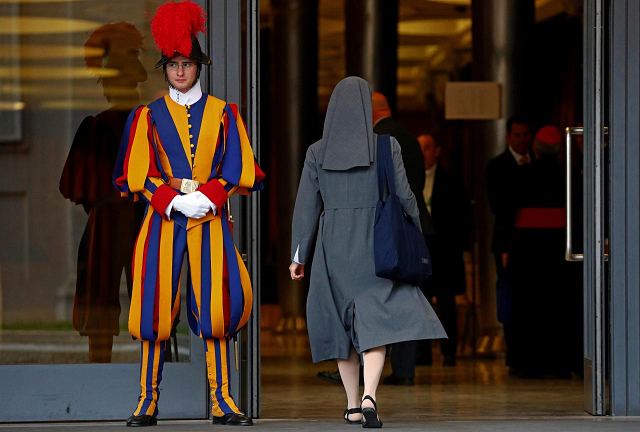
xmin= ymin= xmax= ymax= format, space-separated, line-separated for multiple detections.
xmin=374 ymin=134 xmax=432 ymax=285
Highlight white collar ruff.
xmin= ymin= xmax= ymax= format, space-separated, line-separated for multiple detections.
xmin=169 ymin=79 xmax=203 ymax=106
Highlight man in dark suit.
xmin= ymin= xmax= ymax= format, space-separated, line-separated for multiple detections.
xmin=371 ymin=93 xmax=438 ymax=386
xmin=371 ymin=92 xmax=434 ymax=235
xmin=485 ymin=116 xmax=534 ymax=372
xmin=509 ymin=126 xmax=575 ymax=378
xmin=414 ymin=134 xmax=470 ymax=368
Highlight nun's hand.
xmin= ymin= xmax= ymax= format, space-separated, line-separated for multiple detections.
xmin=289 ymin=262 xmax=305 ymax=280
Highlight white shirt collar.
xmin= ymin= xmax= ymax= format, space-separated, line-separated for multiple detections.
xmin=423 ymin=162 xmax=437 ymax=213
xmin=169 ymin=79 xmax=203 ymax=106
xmin=508 ymin=146 xmax=527 ymax=163
xmin=426 ymin=162 xmax=437 ymax=178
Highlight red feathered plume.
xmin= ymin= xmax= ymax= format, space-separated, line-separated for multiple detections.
xmin=151 ymin=1 xmax=207 ymax=58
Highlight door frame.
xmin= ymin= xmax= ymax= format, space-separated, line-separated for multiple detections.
xmin=607 ymin=0 xmax=640 ymax=416
xmin=582 ymin=0 xmax=606 ymax=416
xmin=583 ymin=0 xmax=640 ymax=416
xmin=243 ymin=0 xmax=262 ymax=419
xmin=207 ymin=0 xmax=261 ymax=419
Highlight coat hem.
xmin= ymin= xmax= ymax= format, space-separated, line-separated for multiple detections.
xmin=357 ymin=329 xmax=447 ymax=354
xmin=310 ymin=328 xmax=447 ymax=363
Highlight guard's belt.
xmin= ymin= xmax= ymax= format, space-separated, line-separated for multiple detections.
xmin=167 ymin=177 xmax=200 ymax=194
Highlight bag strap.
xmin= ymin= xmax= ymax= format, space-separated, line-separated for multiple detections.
xmin=383 ymin=134 xmax=396 ymax=196
xmin=376 ymin=134 xmax=396 ymax=201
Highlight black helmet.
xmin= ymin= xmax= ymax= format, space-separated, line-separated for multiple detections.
xmin=155 ymin=34 xmax=211 ymax=69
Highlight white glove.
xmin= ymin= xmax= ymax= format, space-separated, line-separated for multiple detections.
xmin=197 ymin=192 xmax=218 ymax=215
xmin=171 ymin=192 xmax=209 ymax=219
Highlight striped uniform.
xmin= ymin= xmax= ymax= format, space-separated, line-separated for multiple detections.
xmin=113 ymin=94 xmax=264 ymax=417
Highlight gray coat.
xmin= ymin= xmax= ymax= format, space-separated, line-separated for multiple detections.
xmin=291 ymin=77 xmax=446 ymax=363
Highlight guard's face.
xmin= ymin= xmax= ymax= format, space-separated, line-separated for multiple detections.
xmin=166 ymin=55 xmax=197 ymax=93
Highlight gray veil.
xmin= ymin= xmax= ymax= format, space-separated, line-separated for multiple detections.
xmin=319 ymin=76 xmax=375 ymax=171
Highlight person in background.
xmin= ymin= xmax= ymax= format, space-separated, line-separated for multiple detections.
xmin=508 ymin=126 xmax=575 ymax=378
xmin=372 ymin=93 xmax=439 ymax=386
xmin=485 ymin=116 xmax=533 ymax=374
xmin=371 ymin=92 xmax=433 ymax=235
xmin=412 ymin=134 xmax=470 ymax=368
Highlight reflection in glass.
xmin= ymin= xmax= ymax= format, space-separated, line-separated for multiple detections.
xmin=0 ymin=0 xmax=192 ymax=367
xmin=59 ymin=22 xmax=147 ymax=363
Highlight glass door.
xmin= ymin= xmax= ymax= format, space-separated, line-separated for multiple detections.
xmin=582 ymin=0 xmax=608 ymax=415
xmin=573 ymin=0 xmax=640 ymax=416
xmin=566 ymin=0 xmax=608 ymax=416
xmin=0 ymin=0 xmax=209 ymax=421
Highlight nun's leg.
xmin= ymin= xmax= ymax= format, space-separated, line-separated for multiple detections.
xmin=362 ymin=346 xmax=386 ymax=409
xmin=337 ymin=347 xmax=362 ymax=422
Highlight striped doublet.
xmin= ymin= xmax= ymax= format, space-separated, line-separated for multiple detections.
xmin=114 ymin=94 xmax=264 ymax=420
xmin=113 ymin=94 xmax=264 ymax=342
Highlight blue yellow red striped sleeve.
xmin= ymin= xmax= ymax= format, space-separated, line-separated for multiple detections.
xmin=199 ymin=103 xmax=265 ymax=208
xmin=113 ymin=105 xmax=178 ymax=217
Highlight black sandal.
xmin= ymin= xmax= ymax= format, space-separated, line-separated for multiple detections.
xmin=343 ymin=407 xmax=362 ymax=424
xmin=361 ymin=395 xmax=382 ymax=428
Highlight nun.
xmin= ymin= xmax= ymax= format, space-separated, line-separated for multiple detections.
xmin=289 ymin=77 xmax=446 ymax=428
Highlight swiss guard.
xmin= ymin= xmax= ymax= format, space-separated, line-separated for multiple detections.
xmin=113 ymin=0 xmax=265 ymax=427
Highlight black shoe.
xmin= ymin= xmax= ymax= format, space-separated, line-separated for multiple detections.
xmin=518 ymin=370 xmax=543 ymax=379
xmin=343 ymin=407 xmax=362 ymax=425
xmin=554 ymin=371 xmax=573 ymax=379
xmin=508 ymin=367 xmax=521 ymax=376
xmin=415 ymin=356 xmax=432 ymax=366
xmin=212 ymin=413 xmax=253 ymax=426
xmin=361 ymin=395 xmax=382 ymax=428
xmin=317 ymin=369 xmax=342 ymax=384
xmin=126 ymin=415 xmax=157 ymax=427
xmin=317 ymin=369 xmax=365 ymax=385
xmin=382 ymin=374 xmax=414 ymax=386
xmin=443 ymin=356 xmax=457 ymax=367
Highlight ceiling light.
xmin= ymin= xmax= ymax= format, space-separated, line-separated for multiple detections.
xmin=0 ymin=0 xmax=88 ymax=2
xmin=426 ymin=0 xmax=558 ymax=5
xmin=0 ymin=44 xmax=104 ymax=59
xmin=0 ymin=17 xmax=101 ymax=35
xmin=0 ymin=101 xmax=25 ymax=111
xmin=398 ymin=45 xmax=439 ymax=60
xmin=427 ymin=0 xmax=470 ymax=5
xmin=319 ymin=18 xmax=343 ymax=35
xmin=399 ymin=19 xmax=471 ymax=37
xmin=398 ymin=66 xmax=426 ymax=80
xmin=397 ymin=84 xmax=419 ymax=97
xmin=0 ymin=66 xmax=119 ymax=79
xmin=39 ymin=100 xmax=108 ymax=110
xmin=0 ymin=83 xmax=143 ymax=97
xmin=424 ymin=0 xmax=560 ymax=9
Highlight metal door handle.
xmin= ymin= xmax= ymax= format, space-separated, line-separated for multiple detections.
xmin=565 ymin=126 xmax=609 ymax=262
xmin=565 ymin=127 xmax=584 ymax=262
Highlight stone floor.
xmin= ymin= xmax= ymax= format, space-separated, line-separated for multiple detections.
xmin=260 ymin=331 xmax=585 ymax=421
xmin=3 ymin=331 xmax=639 ymax=430
xmin=1 ymin=418 xmax=640 ymax=432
